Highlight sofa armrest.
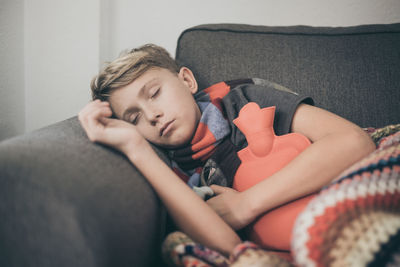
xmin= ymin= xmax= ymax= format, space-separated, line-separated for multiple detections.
xmin=0 ymin=117 xmax=167 ymax=267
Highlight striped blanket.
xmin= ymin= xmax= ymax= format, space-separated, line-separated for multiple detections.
xmin=162 ymin=124 xmax=400 ymax=267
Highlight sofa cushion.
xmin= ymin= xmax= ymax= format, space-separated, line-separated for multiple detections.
xmin=176 ymin=23 xmax=400 ymax=128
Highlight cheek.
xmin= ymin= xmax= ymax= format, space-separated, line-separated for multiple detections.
xmin=183 ymin=100 xmax=200 ymax=121
xmin=136 ymin=125 xmax=156 ymax=141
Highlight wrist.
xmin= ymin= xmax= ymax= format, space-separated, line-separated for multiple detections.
xmin=242 ymin=189 xmax=269 ymax=220
xmin=125 ymin=142 xmax=156 ymax=164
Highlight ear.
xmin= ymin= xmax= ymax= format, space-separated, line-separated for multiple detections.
xmin=178 ymin=67 xmax=198 ymax=94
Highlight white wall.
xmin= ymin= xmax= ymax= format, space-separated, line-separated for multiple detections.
xmin=1 ymin=0 xmax=400 ymax=140
xmin=24 ymin=0 xmax=100 ymax=133
xmin=104 ymin=0 xmax=400 ymax=60
xmin=0 ymin=0 xmax=25 ymax=140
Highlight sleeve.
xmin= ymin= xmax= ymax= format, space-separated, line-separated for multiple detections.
xmin=222 ymin=80 xmax=314 ymax=149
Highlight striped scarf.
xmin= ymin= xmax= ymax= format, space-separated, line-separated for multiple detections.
xmin=168 ymin=79 xmax=251 ymax=188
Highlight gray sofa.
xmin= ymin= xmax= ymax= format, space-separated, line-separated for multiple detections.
xmin=1 ymin=23 xmax=399 ymax=267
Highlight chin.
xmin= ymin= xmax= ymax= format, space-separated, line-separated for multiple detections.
xmin=168 ymin=138 xmax=192 ymax=149
xmin=154 ymin=140 xmax=186 ymax=150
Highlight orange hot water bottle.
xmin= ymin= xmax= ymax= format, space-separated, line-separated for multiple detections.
xmin=233 ymin=102 xmax=316 ymax=251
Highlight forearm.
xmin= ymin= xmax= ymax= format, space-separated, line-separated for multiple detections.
xmin=244 ymin=128 xmax=375 ymax=217
xmin=127 ymin=146 xmax=241 ymax=256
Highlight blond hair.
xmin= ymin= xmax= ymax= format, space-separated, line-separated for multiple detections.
xmin=91 ymin=44 xmax=180 ymax=101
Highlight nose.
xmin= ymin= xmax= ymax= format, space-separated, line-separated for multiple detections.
xmin=143 ymin=105 xmax=163 ymax=125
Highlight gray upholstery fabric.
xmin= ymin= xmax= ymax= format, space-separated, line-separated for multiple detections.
xmin=176 ymin=23 xmax=400 ymax=128
xmin=0 ymin=117 xmax=167 ymax=267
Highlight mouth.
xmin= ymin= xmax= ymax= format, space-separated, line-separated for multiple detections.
xmin=160 ymin=120 xmax=175 ymax=137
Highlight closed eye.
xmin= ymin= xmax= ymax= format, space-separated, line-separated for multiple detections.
xmin=130 ymin=113 xmax=141 ymax=125
xmin=150 ymin=88 xmax=160 ymax=99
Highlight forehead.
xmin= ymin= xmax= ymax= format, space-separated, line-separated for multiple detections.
xmin=108 ymin=68 xmax=175 ymax=118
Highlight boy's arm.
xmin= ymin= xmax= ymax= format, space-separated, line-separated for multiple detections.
xmin=129 ymin=146 xmax=240 ymax=255
xmin=207 ymin=103 xmax=376 ymax=229
xmin=78 ymin=100 xmax=241 ymax=256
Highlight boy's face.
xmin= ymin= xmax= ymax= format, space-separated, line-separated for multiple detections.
xmin=109 ymin=67 xmax=201 ymax=149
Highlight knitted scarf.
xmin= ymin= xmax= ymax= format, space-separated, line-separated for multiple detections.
xmin=168 ymin=79 xmax=252 ymax=188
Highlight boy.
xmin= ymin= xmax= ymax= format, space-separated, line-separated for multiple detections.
xmin=78 ymin=44 xmax=375 ymax=257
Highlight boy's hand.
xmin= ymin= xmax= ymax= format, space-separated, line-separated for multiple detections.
xmin=206 ymin=185 xmax=255 ymax=230
xmin=78 ymin=100 xmax=151 ymax=156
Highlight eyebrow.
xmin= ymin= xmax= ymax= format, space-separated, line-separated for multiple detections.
xmin=121 ymin=78 xmax=158 ymax=120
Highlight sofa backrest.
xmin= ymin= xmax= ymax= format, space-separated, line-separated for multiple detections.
xmin=176 ymin=23 xmax=400 ymax=128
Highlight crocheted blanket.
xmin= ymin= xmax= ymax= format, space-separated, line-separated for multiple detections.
xmin=162 ymin=124 xmax=400 ymax=267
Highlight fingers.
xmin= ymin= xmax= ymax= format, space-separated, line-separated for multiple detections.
xmin=78 ymin=100 xmax=113 ymax=141
xmin=210 ymin=184 xmax=234 ymax=195
xmin=98 ymin=116 xmax=115 ymax=125
xmin=79 ymin=100 xmax=111 ymax=122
